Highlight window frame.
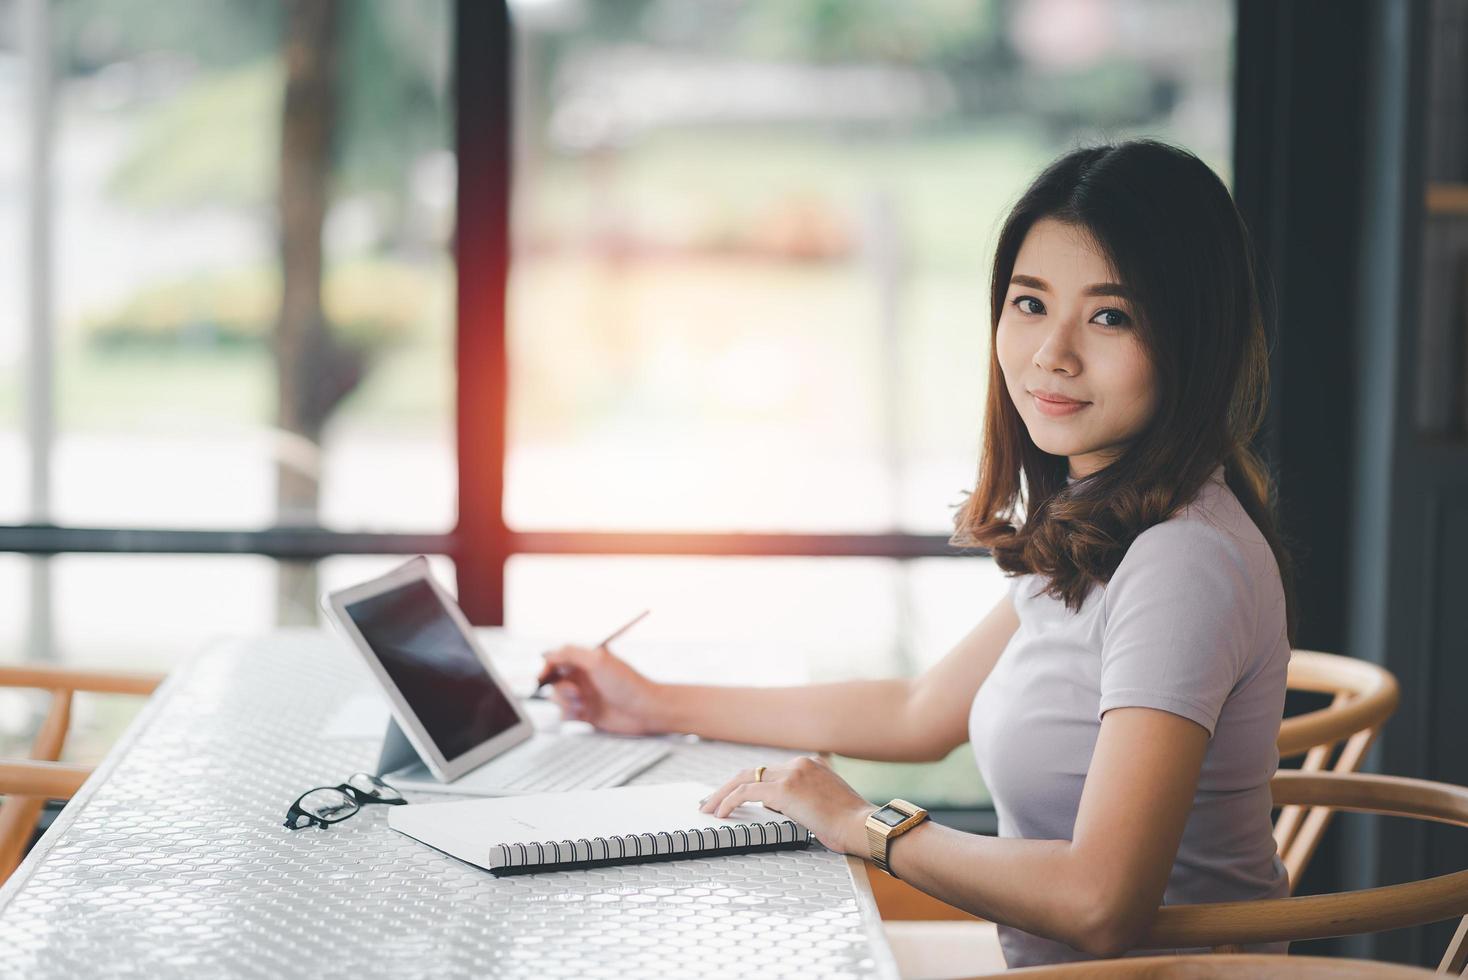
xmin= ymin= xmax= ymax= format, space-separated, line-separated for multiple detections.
xmin=450 ymin=0 xmax=962 ymax=624
xmin=0 ymin=0 xmax=962 ymax=629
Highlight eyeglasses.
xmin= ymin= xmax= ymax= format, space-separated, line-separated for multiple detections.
xmin=284 ymin=772 xmax=407 ymax=830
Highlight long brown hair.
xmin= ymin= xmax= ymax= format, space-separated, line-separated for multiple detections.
xmin=951 ymin=139 xmax=1298 ymax=645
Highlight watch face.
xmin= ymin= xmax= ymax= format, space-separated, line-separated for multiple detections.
xmin=872 ymin=806 xmax=909 ymax=828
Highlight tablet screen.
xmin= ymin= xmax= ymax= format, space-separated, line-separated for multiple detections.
xmin=344 ymin=578 xmax=520 ymax=762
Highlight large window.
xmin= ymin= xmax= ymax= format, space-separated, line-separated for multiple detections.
xmin=0 ymin=1 xmax=1235 ymax=811
xmin=0 ymin=0 xmax=454 ymax=756
xmin=17 ymin=0 xmax=455 ymax=538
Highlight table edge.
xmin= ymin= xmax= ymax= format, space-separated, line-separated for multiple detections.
xmin=844 ymin=852 xmax=903 ymax=979
xmin=0 ymin=639 xmax=210 ymax=913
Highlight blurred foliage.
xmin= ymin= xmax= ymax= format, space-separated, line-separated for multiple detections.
xmin=1026 ymin=61 xmax=1168 ymax=132
xmin=555 ymin=0 xmax=1002 ymax=65
xmin=50 ymin=0 xmax=455 ymax=424
xmin=519 ymin=0 xmax=1189 ymax=170
xmin=520 ymin=123 xmax=1050 ymax=270
xmin=78 ymin=259 xmax=449 ymax=351
xmin=728 ymin=0 xmax=1003 ymax=65
xmin=41 ymin=340 xmax=451 ymax=432
xmin=336 ymin=0 xmax=450 ymax=200
xmin=54 ymin=0 xmax=279 ymax=75
xmin=104 ymin=61 xmax=280 ymax=209
xmin=65 ymin=0 xmax=449 ymax=217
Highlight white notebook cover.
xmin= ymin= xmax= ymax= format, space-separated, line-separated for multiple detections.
xmin=388 ymin=780 xmax=812 ymax=874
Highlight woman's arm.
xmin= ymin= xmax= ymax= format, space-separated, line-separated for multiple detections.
xmin=648 ymin=593 xmax=1019 ymax=763
xmin=879 ymin=706 xmax=1209 ymax=957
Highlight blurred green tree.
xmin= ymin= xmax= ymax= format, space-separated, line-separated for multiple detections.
xmin=59 ymin=0 xmax=448 ymax=622
xmin=274 ymin=0 xmax=346 ymax=622
xmin=89 ymin=0 xmax=449 ymax=245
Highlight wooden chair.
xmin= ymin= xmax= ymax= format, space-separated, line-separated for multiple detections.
xmin=0 ymin=665 xmax=163 ymax=883
xmin=875 ymin=649 xmax=1402 ymax=978
xmin=1273 ymin=650 xmax=1400 ymax=890
xmin=1001 ymin=953 xmax=1438 ymax=977
xmin=923 ymin=771 xmax=1468 ymax=979
xmin=1126 ymin=771 xmax=1468 ymax=972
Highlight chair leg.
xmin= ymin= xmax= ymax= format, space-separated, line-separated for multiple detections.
xmin=1440 ymin=915 xmax=1468 ymax=974
xmin=0 ymin=797 xmax=46 ymax=880
xmin=1274 ymin=720 xmax=1340 ymax=887
xmin=0 ymin=689 xmax=73 ymax=884
xmin=1282 ymin=727 xmax=1378 ymax=887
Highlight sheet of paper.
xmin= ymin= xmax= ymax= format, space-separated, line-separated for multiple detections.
xmin=319 ymin=694 xmax=390 ymax=740
xmin=389 ymin=781 xmax=804 ymax=868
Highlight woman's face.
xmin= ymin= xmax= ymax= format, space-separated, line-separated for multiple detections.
xmin=995 ymin=217 xmax=1158 ymax=479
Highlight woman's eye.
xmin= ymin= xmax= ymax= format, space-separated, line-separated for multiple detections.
xmin=1093 ymin=308 xmax=1132 ymax=328
xmin=1010 ymin=296 xmax=1043 ymax=315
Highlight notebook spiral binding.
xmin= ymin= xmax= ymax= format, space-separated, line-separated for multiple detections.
xmin=493 ymin=818 xmax=811 ymax=875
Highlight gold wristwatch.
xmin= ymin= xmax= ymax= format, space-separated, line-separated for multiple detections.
xmin=864 ymin=798 xmax=929 ymax=878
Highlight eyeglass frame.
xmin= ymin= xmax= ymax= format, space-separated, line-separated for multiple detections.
xmin=283 ymin=772 xmax=408 ymax=830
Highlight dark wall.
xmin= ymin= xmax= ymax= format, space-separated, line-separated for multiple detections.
xmin=1233 ymin=0 xmax=1370 ymax=955
xmin=1235 ymin=1 xmax=1367 ymax=659
xmin=1236 ymin=0 xmax=1468 ymax=968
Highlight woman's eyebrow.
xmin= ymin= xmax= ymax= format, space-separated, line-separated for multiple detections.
xmin=1009 ymin=273 xmax=1132 ymax=299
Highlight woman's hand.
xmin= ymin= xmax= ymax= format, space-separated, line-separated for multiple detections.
xmin=698 ymin=756 xmax=877 ymax=855
xmin=536 ymin=644 xmax=666 ymax=736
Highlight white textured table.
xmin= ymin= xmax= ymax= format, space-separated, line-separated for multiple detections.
xmin=0 ymin=630 xmax=899 ymax=979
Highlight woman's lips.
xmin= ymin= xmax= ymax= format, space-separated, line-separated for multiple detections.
xmin=1030 ymin=391 xmax=1091 ymax=417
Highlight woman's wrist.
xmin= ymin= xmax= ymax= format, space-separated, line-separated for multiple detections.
xmin=848 ymin=803 xmax=879 ymax=857
xmin=641 ymin=680 xmax=684 ymax=735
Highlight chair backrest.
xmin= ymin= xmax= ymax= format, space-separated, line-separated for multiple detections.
xmin=0 ymin=665 xmax=162 ymax=882
xmin=1001 ymin=953 xmax=1438 ymax=978
xmin=1274 ymin=650 xmax=1400 ymax=890
xmin=1138 ymin=771 xmax=1468 ymax=974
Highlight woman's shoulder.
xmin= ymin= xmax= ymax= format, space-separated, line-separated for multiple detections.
xmin=1109 ymin=466 xmax=1285 ymax=613
xmin=1009 ymin=465 xmax=1283 ymax=617
xmin=1121 ymin=466 xmax=1275 ymax=577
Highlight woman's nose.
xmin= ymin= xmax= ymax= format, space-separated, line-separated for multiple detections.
xmin=1032 ymin=323 xmax=1081 ymax=375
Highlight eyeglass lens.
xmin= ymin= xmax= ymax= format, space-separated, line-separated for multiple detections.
xmin=297 ymin=787 xmax=360 ymax=823
xmin=345 ymin=772 xmax=403 ymax=803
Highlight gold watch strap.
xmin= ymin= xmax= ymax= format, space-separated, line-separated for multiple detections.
xmin=865 ymin=800 xmax=927 ymax=879
xmin=865 ymin=821 xmax=895 ymax=876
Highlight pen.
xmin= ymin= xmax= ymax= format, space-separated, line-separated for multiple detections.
xmin=528 ymin=609 xmax=650 ymax=700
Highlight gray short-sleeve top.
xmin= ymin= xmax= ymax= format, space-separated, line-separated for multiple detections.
xmin=968 ymin=464 xmax=1291 ymax=968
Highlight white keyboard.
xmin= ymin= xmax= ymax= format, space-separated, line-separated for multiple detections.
xmin=477 ymin=737 xmax=671 ymax=794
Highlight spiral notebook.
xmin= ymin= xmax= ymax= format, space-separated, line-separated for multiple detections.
xmin=388 ymin=780 xmax=813 ymax=876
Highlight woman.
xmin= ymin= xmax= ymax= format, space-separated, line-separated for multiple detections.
xmin=536 ymin=138 xmax=1296 ymax=967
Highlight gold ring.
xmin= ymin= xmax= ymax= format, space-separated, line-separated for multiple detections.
xmin=754 ymin=766 xmax=766 ymax=782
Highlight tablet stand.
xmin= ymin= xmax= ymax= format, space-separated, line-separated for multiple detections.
xmin=376 ymin=718 xmax=427 ymax=779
